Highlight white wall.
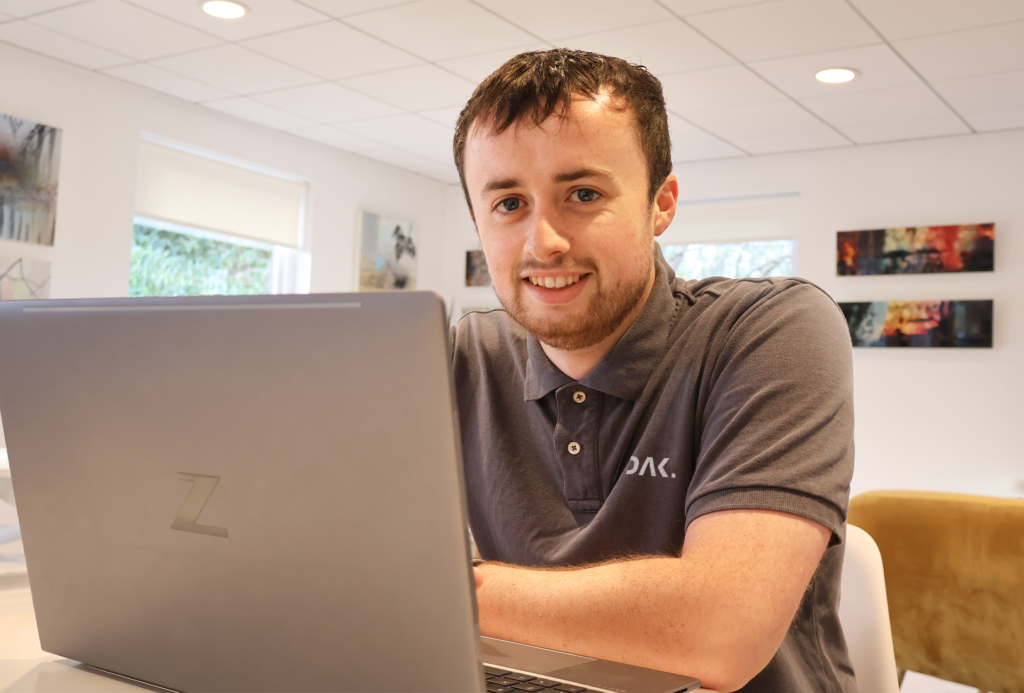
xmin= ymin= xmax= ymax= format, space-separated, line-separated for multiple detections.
xmin=0 ymin=43 xmax=450 ymax=450
xmin=441 ymin=130 xmax=1024 ymax=499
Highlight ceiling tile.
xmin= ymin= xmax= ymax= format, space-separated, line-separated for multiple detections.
xmin=0 ymin=1 xmax=86 ymax=18
xmin=338 ymin=114 xmax=453 ymax=148
xmin=749 ymin=44 xmax=921 ymax=98
xmin=659 ymin=0 xmax=764 ymax=16
xmin=963 ymin=109 xmax=1024 ymax=132
xmin=558 ymin=19 xmax=735 ymax=77
xmin=252 ymin=82 xmax=402 ymax=123
xmin=672 ymin=139 xmax=747 ymax=162
xmin=686 ymin=0 xmax=881 ymax=62
xmin=241 ymin=20 xmax=421 ymax=80
xmin=152 ymin=44 xmax=320 ymax=94
xmin=477 ymin=0 xmax=672 ymax=41
xmin=103 ymin=63 xmax=232 ymax=101
xmin=126 ymin=0 xmax=328 ymax=42
xmin=933 ymin=68 xmax=1024 ymax=120
xmin=298 ymin=0 xmax=415 ymax=18
xmin=0 ymin=19 xmax=130 ymax=69
xmin=340 ymin=64 xmax=475 ymax=111
xmin=418 ymin=106 xmax=463 ymax=129
xmin=287 ymin=124 xmax=381 ymax=152
xmin=661 ymin=65 xmax=784 ymax=114
xmin=734 ymin=129 xmax=850 ymax=154
xmin=839 ymin=116 xmax=970 ymax=144
xmin=343 ymin=0 xmax=536 ymax=61
xmin=28 ymin=0 xmax=222 ymax=61
xmin=852 ymin=0 xmax=1024 ymax=41
xmin=684 ymin=100 xmax=850 ymax=153
xmin=204 ymin=97 xmax=318 ymax=130
xmin=436 ymin=42 xmax=550 ymax=83
xmin=893 ymin=20 xmax=1024 ymax=82
xmin=799 ymin=84 xmax=957 ymax=128
xmin=406 ymin=139 xmax=455 ymax=165
xmin=668 ymin=114 xmax=746 ymax=160
xmin=359 ymin=145 xmax=452 ymax=180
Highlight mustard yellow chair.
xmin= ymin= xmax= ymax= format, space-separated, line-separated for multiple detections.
xmin=848 ymin=491 xmax=1024 ymax=693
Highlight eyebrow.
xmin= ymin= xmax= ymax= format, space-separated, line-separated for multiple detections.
xmin=481 ymin=168 xmax=613 ymax=195
xmin=553 ymin=167 xmax=612 ymax=183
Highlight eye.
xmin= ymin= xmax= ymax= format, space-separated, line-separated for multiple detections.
xmin=572 ymin=188 xmax=599 ymax=203
xmin=498 ymin=198 xmax=521 ymax=213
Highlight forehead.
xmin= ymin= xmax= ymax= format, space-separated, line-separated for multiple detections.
xmin=463 ymin=96 xmax=645 ymax=186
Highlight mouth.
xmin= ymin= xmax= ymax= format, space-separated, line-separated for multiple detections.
xmin=520 ymin=272 xmax=591 ymax=305
xmin=525 ymin=273 xmax=583 ymax=289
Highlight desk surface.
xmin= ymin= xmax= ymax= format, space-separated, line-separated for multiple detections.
xmin=0 ymin=586 xmax=712 ymax=693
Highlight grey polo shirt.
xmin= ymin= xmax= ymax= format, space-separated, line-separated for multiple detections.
xmin=451 ymin=248 xmax=857 ymax=693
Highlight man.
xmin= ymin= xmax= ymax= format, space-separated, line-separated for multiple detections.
xmin=450 ymin=49 xmax=855 ymax=693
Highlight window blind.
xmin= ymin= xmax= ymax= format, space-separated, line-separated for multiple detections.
xmin=135 ymin=141 xmax=304 ymax=248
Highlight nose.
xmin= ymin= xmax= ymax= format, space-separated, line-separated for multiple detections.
xmin=523 ymin=205 xmax=570 ymax=263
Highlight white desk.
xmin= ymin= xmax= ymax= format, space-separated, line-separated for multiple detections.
xmin=0 ymin=586 xmax=714 ymax=693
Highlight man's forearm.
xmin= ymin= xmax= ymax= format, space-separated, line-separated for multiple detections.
xmin=473 ymin=509 xmax=830 ymax=693
xmin=476 ymin=557 xmax=735 ymax=687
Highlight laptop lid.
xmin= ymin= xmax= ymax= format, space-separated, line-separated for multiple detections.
xmin=0 ymin=292 xmax=484 ymax=693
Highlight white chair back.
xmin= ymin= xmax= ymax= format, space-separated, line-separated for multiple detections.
xmin=839 ymin=525 xmax=900 ymax=693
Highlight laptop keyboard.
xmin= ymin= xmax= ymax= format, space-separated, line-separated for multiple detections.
xmin=484 ymin=665 xmax=588 ymax=693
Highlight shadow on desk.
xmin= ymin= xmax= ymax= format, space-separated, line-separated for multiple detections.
xmin=0 ymin=660 xmax=168 ymax=693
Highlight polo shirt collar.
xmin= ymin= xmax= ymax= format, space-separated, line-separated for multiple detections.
xmin=523 ymin=246 xmax=679 ymax=401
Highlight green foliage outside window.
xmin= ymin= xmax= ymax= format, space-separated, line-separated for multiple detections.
xmin=130 ymin=224 xmax=272 ymax=297
xmin=661 ymin=240 xmax=795 ymax=280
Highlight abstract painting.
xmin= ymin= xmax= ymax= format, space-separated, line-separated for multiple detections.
xmin=358 ymin=211 xmax=416 ymax=291
xmin=837 ymin=224 xmax=994 ymax=275
xmin=0 ymin=113 xmax=62 ymax=246
xmin=839 ymin=300 xmax=992 ymax=348
xmin=465 ymin=250 xmax=491 ymax=286
xmin=0 ymin=256 xmax=51 ymax=300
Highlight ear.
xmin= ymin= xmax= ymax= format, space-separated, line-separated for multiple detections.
xmin=652 ymin=173 xmax=679 ymax=238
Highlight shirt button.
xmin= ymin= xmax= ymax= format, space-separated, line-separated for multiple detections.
xmin=573 ymin=391 xmax=586 ymax=403
xmin=567 ymin=442 xmax=581 ymax=455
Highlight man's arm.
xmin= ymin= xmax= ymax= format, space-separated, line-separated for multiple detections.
xmin=473 ymin=508 xmax=831 ymax=693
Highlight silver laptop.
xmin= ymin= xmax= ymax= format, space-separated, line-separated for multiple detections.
xmin=0 ymin=292 xmax=700 ymax=693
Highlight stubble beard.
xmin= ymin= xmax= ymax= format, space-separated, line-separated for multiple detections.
xmin=497 ymin=247 xmax=654 ymax=352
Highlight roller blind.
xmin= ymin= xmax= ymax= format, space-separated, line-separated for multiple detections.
xmin=135 ymin=141 xmax=304 ymax=248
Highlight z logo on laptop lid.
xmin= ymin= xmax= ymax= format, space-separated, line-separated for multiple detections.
xmin=172 ymin=472 xmax=229 ymax=538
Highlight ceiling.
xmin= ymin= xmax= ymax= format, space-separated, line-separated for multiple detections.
xmin=2 ymin=0 xmax=1023 ymax=185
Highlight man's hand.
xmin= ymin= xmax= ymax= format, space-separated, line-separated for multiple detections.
xmin=472 ymin=509 xmax=831 ymax=693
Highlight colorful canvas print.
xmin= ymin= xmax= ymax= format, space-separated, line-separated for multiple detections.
xmin=839 ymin=300 xmax=992 ymax=348
xmin=465 ymin=249 xmax=491 ymax=286
xmin=0 ymin=114 xmax=62 ymax=246
xmin=358 ymin=211 xmax=416 ymax=291
xmin=0 ymin=256 xmax=51 ymax=299
xmin=837 ymin=224 xmax=994 ymax=275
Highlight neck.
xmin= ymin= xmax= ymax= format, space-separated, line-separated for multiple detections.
xmin=540 ymin=271 xmax=656 ymax=381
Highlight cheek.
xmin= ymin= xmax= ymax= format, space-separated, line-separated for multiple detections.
xmin=479 ymin=231 xmax=519 ymax=286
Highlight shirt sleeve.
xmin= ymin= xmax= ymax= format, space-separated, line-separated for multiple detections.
xmin=684 ymin=279 xmax=855 ymax=544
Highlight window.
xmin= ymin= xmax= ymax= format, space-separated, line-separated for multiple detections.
xmin=661 ymin=239 xmax=796 ymax=280
xmin=659 ymin=193 xmax=800 ymax=280
xmin=131 ymin=140 xmax=309 ymax=297
xmin=130 ymin=220 xmax=274 ymax=297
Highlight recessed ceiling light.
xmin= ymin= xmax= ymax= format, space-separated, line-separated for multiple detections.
xmin=815 ymin=68 xmax=858 ymax=84
xmin=203 ymin=1 xmax=246 ymax=19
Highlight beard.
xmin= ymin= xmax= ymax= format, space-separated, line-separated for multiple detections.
xmin=496 ymin=245 xmax=654 ymax=352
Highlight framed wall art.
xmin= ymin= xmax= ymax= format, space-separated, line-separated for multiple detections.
xmin=837 ymin=224 xmax=994 ymax=276
xmin=357 ymin=211 xmax=416 ymax=291
xmin=0 ymin=113 xmax=62 ymax=246
xmin=839 ymin=300 xmax=993 ymax=348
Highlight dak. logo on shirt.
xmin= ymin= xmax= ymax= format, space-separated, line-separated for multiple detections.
xmin=625 ymin=456 xmax=676 ymax=479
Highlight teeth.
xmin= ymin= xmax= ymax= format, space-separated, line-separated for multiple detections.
xmin=527 ymin=274 xmax=583 ymax=288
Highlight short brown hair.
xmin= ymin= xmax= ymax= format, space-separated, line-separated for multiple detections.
xmin=453 ymin=49 xmax=672 ymax=208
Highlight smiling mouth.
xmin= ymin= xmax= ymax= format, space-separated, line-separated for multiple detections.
xmin=525 ymin=274 xmax=584 ymax=289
